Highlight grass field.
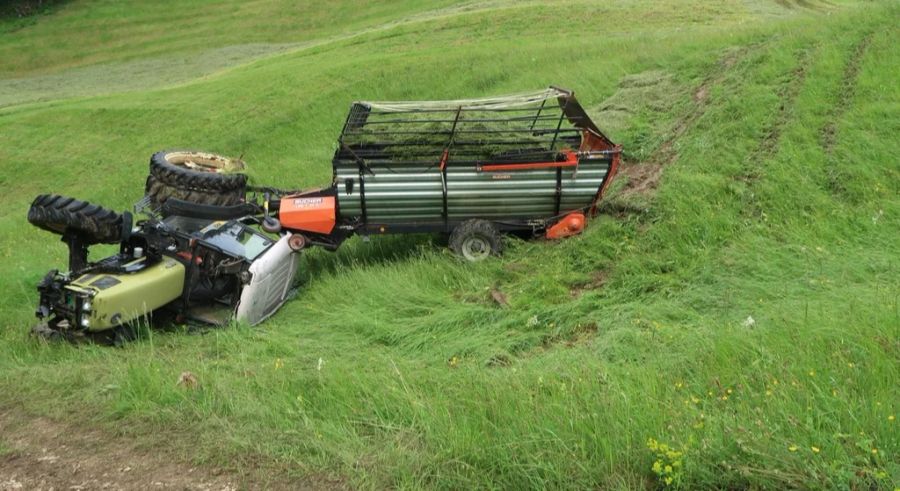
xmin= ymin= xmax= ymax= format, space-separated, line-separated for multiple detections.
xmin=1 ymin=0 xmax=898 ymax=488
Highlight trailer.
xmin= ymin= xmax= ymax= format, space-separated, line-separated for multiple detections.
xmin=275 ymin=87 xmax=621 ymax=259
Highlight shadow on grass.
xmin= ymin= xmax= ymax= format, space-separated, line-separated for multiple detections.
xmin=1 ymin=1 xmax=69 ymax=31
xmin=296 ymin=232 xmax=446 ymax=283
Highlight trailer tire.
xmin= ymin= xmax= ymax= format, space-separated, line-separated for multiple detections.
xmin=449 ymin=219 xmax=502 ymax=262
xmin=145 ymin=174 xmax=245 ymax=208
xmin=149 ymin=150 xmax=248 ymax=193
xmin=27 ymin=194 xmax=126 ymax=244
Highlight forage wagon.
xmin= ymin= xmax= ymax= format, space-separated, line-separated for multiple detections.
xmin=275 ymin=86 xmax=621 ymax=257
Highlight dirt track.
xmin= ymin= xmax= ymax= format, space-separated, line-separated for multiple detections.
xmin=0 ymin=408 xmax=240 ymax=491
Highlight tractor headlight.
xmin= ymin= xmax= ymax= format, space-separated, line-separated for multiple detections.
xmin=82 ymin=300 xmax=91 ymax=312
xmin=80 ymin=316 xmax=90 ymax=328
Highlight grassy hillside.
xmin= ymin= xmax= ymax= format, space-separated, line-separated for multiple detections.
xmin=1 ymin=0 xmax=898 ymax=488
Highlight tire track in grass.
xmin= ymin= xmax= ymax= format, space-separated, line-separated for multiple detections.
xmin=731 ymin=47 xmax=813 ymax=225
xmin=738 ymin=48 xmax=813 ymax=185
xmin=604 ymin=47 xmax=752 ymax=213
xmin=820 ymin=33 xmax=873 ymax=155
xmin=572 ymin=48 xmax=753 ymax=300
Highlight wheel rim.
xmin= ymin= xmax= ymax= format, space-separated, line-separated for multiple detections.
xmin=165 ymin=151 xmax=244 ymax=174
xmin=461 ymin=235 xmax=491 ymax=261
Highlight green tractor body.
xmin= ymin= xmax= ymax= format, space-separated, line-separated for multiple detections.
xmin=65 ymin=257 xmax=185 ymax=331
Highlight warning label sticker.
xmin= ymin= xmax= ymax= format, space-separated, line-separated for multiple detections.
xmin=293 ymin=197 xmax=324 ymax=207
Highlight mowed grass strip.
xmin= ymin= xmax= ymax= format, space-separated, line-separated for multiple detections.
xmin=0 ymin=1 xmax=897 ymax=489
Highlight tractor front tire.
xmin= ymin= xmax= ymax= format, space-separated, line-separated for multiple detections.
xmin=27 ymin=194 xmax=126 ymax=244
xmin=145 ymin=174 xmax=245 ymax=208
xmin=149 ymin=150 xmax=247 ymax=193
xmin=449 ymin=219 xmax=503 ymax=262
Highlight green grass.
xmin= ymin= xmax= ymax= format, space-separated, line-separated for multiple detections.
xmin=0 ymin=439 xmax=12 ymax=457
xmin=0 ymin=0 xmax=898 ymax=488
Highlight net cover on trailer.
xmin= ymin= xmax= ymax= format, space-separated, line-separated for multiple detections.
xmin=332 ymin=87 xmax=621 ymax=229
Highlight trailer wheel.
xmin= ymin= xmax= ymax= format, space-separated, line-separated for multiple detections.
xmin=145 ymin=174 xmax=245 ymax=208
xmin=149 ymin=150 xmax=248 ymax=193
xmin=449 ymin=219 xmax=503 ymax=262
xmin=27 ymin=194 xmax=127 ymax=244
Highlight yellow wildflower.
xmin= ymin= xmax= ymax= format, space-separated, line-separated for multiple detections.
xmin=652 ymin=460 xmax=662 ymax=473
xmin=788 ymin=445 xmax=798 ymax=452
xmin=664 ymin=465 xmax=673 ymax=474
xmin=765 ymin=390 xmax=773 ymax=396
xmin=664 ymin=477 xmax=673 ymax=485
xmin=274 ymin=358 xmax=284 ymax=369
xmin=871 ymin=448 xmax=878 ymax=455
xmin=811 ymin=446 xmax=820 ymax=453
xmin=808 ymin=370 xmax=815 ymax=377
xmin=889 ymin=415 xmax=895 ymax=421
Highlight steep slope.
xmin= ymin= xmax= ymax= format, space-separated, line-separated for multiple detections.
xmin=0 ymin=1 xmax=897 ymax=488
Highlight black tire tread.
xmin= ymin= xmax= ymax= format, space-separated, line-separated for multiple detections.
xmin=145 ymin=174 xmax=245 ymax=208
xmin=449 ymin=219 xmax=503 ymax=260
xmin=28 ymin=194 xmax=124 ymax=244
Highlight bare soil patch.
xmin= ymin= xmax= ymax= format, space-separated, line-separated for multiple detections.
xmin=0 ymin=408 xmax=320 ymax=490
xmin=569 ymin=270 xmax=610 ymax=298
xmin=618 ymin=161 xmax=664 ymax=199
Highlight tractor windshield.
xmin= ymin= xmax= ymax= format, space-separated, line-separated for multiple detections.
xmin=199 ymin=222 xmax=273 ymax=260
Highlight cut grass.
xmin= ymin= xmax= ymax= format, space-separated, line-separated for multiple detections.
xmin=0 ymin=0 xmax=897 ymax=489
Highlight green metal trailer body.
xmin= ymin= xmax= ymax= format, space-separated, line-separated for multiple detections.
xmin=335 ymin=159 xmax=611 ymax=222
xmin=330 ymin=87 xmax=620 ymax=229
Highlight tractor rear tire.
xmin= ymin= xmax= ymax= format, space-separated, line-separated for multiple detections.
xmin=27 ymin=194 xmax=126 ymax=244
xmin=149 ymin=150 xmax=247 ymax=193
xmin=145 ymin=174 xmax=245 ymax=208
xmin=449 ymin=219 xmax=503 ymax=262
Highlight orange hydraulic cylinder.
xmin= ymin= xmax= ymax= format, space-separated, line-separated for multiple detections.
xmin=546 ymin=212 xmax=586 ymax=240
xmin=279 ymin=196 xmax=336 ymax=234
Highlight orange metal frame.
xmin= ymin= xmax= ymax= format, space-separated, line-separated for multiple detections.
xmin=589 ymin=144 xmax=623 ymax=215
xmin=481 ymin=150 xmax=579 ymax=172
xmin=279 ymin=196 xmax=336 ymax=234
